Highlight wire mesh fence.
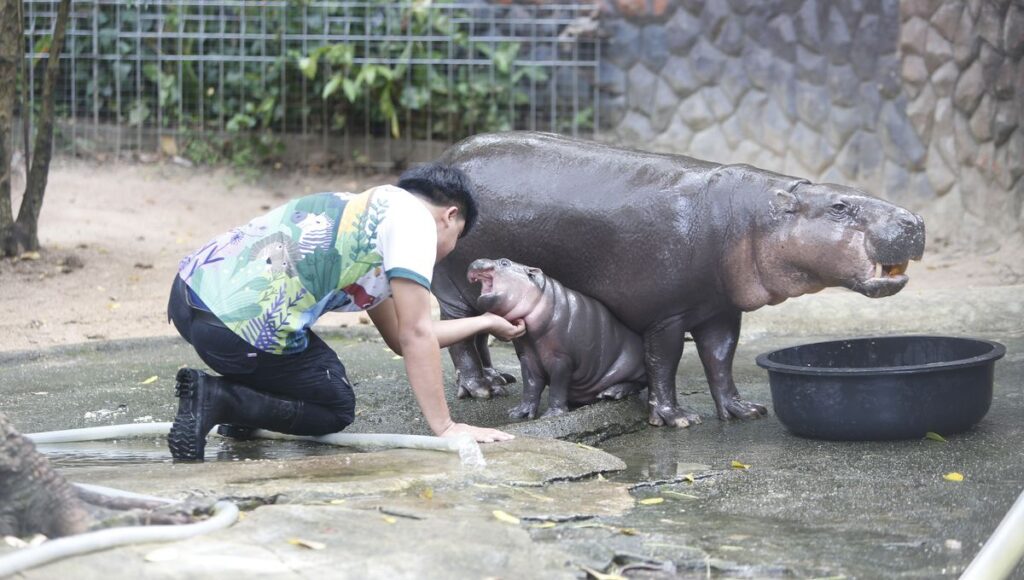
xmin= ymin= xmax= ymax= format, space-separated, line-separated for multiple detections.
xmin=20 ymin=0 xmax=601 ymax=169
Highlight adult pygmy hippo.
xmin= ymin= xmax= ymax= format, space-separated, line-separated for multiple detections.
xmin=468 ymin=258 xmax=647 ymax=419
xmin=433 ymin=132 xmax=925 ymax=427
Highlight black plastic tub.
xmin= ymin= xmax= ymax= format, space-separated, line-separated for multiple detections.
xmin=756 ymin=336 xmax=1006 ymax=441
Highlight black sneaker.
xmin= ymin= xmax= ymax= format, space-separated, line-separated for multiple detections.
xmin=168 ymin=368 xmax=221 ymax=461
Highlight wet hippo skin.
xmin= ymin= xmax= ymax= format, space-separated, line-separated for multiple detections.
xmin=433 ymin=132 xmax=926 ymax=427
xmin=468 ymin=258 xmax=647 ymax=419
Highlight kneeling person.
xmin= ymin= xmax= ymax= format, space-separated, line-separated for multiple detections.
xmin=167 ymin=164 xmax=525 ymax=461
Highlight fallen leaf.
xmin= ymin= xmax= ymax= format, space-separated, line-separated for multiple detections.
xmin=663 ymin=491 xmax=699 ymax=500
xmin=107 ymin=302 xmax=121 ymax=311
xmin=597 ymin=473 xmax=606 ymax=481
xmin=943 ymin=472 xmax=964 ymax=482
xmin=719 ymin=545 xmax=744 ymax=552
xmin=31 ymin=392 xmax=49 ymax=396
xmin=472 ymin=483 xmax=499 ymax=490
xmin=391 ymin=355 xmax=402 ymax=360
xmin=683 ymin=473 xmax=695 ymax=484
xmin=731 ymin=460 xmax=750 ymax=470
xmin=144 ymin=547 xmax=179 ymax=562
xmin=492 ymin=510 xmax=521 ymax=525
xmin=133 ymin=262 xmax=154 ymax=270
xmin=381 ymin=516 xmax=397 ymax=524
xmin=20 ymin=251 xmax=41 ymax=261
xmin=287 ymin=538 xmax=326 ymax=550
xmin=579 ymin=564 xmax=626 ymax=580
xmin=925 ymin=432 xmax=948 ymax=443
xmin=329 ymin=499 xmax=346 ymax=505
xmin=139 ymin=375 xmax=159 ymax=385
xmin=531 ymin=521 xmax=557 ymax=529
xmin=638 ymin=497 xmax=664 ymax=505
xmin=575 ymin=442 xmax=600 ymax=452
xmin=419 ymin=488 xmax=434 ymax=500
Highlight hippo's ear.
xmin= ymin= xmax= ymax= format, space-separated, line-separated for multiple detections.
xmin=526 ymin=267 xmax=543 ymax=279
xmin=769 ymin=190 xmax=800 ymax=219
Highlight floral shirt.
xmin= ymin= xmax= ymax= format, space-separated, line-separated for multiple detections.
xmin=178 ymin=185 xmax=436 ymax=354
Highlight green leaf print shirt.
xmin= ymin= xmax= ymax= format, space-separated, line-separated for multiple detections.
xmin=177 ymin=185 xmax=437 ymax=354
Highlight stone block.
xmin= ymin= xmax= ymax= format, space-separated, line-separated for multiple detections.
xmin=855 ymin=81 xmax=883 ymax=128
xmin=826 ymin=104 xmax=864 ymax=149
xmin=606 ymin=19 xmax=641 ymax=69
xmin=1007 ymin=129 xmax=1024 ymax=184
xmin=880 ymin=100 xmax=927 ymax=169
xmin=651 ymin=0 xmax=676 ymax=19
xmin=794 ymin=0 xmax=823 ymax=49
xmin=678 ymin=92 xmax=715 ymax=132
xmin=727 ymin=0 xmax=757 ymax=15
xmin=796 ymin=83 xmax=830 ymax=127
xmin=796 ymin=44 xmax=827 ymax=85
xmin=900 ymin=0 xmax=936 ymax=20
xmin=1006 ymin=3 xmax=1024 ymax=59
xmin=883 ymin=160 xmax=911 ymax=199
xmin=745 ymin=47 xmax=777 ymax=91
xmin=719 ymin=58 xmax=751 ymax=105
xmin=900 ymin=16 xmax=929 ymax=56
xmin=700 ymin=0 xmax=731 ymax=34
xmin=770 ymin=65 xmax=798 ymax=121
xmin=650 ymin=78 xmax=679 ymax=133
xmin=992 ymin=99 xmax=1019 ymax=147
xmin=601 ymin=94 xmax=628 ymax=129
xmin=705 ymin=86 xmax=735 ymax=121
xmin=715 ymin=18 xmax=745 ymax=57
xmin=825 ymin=5 xmax=853 ymax=65
xmin=977 ymin=0 xmax=1003 ymax=51
xmin=662 ymin=55 xmax=701 ymax=98
xmin=615 ymin=0 xmax=647 ymax=19
xmin=690 ymin=124 xmax=733 ymax=163
xmin=836 ymin=130 xmax=885 ymax=181
xmin=720 ymin=113 xmax=745 ymax=150
xmin=827 ymin=63 xmax=860 ymax=107
xmin=953 ymin=7 xmax=980 ymax=66
xmin=953 ymin=59 xmax=985 ymax=114
xmin=995 ymin=60 xmax=1016 ymax=100
xmin=877 ymin=54 xmax=903 ymax=98
xmin=930 ymin=60 xmax=960 ymax=96
xmin=764 ymin=14 xmax=797 ymax=61
xmin=690 ymin=39 xmax=726 ymax=85
xmin=665 ymin=9 xmax=702 ymax=56
xmin=969 ymin=93 xmax=995 ymax=142
xmin=953 ymin=113 xmax=978 ymax=165
xmin=617 ymin=110 xmax=657 ymax=144
xmin=760 ymin=97 xmax=794 ymax=155
xmin=791 ymin=121 xmax=835 ymax=175
xmin=851 ymin=14 xmax=883 ymax=81
xmin=906 ymin=83 xmax=937 ymax=141
xmin=627 ymin=62 xmax=658 ymax=112
xmin=901 ymin=53 xmax=929 ymax=86
xmin=924 ymin=26 xmax=954 ymax=73
xmin=654 ymin=111 xmax=694 ymax=152
xmin=598 ymin=62 xmax=627 ymax=96
xmin=641 ymin=24 xmax=670 ymax=72
xmin=930 ymin=2 xmax=963 ymax=42
xmin=737 ymin=90 xmax=768 ymax=143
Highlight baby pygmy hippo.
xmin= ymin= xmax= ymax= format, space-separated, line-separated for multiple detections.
xmin=467 ymin=258 xmax=647 ymax=419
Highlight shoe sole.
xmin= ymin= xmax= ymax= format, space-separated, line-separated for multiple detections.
xmin=168 ymin=368 xmax=205 ymax=461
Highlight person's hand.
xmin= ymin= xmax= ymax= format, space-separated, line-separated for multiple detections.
xmin=440 ymin=421 xmax=515 ymax=443
xmin=482 ymin=313 xmax=526 ymax=341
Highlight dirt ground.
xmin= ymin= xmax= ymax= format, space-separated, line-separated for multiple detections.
xmin=0 ymin=159 xmax=1021 ymax=353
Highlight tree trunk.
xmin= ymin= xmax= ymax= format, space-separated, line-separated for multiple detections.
xmin=0 ymin=0 xmax=20 ymax=256
xmin=14 ymin=0 xmax=71 ymax=253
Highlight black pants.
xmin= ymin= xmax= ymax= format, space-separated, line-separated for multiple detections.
xmin=167 ymin=275 xmax=355 ymax=435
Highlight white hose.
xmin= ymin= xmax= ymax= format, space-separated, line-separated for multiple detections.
xmin=25 ymin=423 xmax=486 ymax=467
xmin=73 ymin=483 xmax=176 ymax=505
xmin=960 ymin=488 xmax=1024 ymax=580
xmin=0 ymin=500 xmax=238 ymax=578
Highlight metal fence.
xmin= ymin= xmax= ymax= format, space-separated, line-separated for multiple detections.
xmin=21 ymin=0 xmax=601 ymax=168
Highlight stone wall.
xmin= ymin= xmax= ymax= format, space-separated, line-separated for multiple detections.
xmin=598 ymin=0 xmax=1024 ymax=252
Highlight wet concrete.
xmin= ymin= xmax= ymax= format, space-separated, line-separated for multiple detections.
xmin=1 ymin=285 xmax=1022 ymax=578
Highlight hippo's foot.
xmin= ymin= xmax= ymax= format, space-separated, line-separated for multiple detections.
xmin=455 ymin=371 xmax=510 ymax=399
xmin=541 ymin=406 xmax=568 ymax=418
xmin=648 ymin=404 xmax=703 ymax=428
xmin=508 ymin=401 xmax=540 ymax=420
xmin=483 ymin=367 xmax=517 ymax=386
xmin=716 ymin=396 xmax=768 ymax=421
xmin=597 ymin=382 xmax=645 ymax=400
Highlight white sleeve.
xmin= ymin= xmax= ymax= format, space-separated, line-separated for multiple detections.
xmin=377 ymin=191 xmax=437 ymax=290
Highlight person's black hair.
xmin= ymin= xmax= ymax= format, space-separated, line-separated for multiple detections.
xmin=397 ymin=163 xmax=478 ymax=238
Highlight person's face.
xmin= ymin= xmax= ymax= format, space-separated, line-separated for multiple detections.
xmin=435 ymin=205 xmax=466 ymax=262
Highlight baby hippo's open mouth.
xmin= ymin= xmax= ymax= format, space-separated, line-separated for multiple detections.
xmin=467 ymin=269 xmax=494 ymax=296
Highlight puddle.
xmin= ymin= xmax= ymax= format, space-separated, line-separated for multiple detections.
xmin=39 ymin=437 xmax=356 ymax=467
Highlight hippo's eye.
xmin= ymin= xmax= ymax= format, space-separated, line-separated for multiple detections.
xmin=498 ymin=259 xmax=512 ymax=267
xmin=831 ymin=202 xmax=848 ymax=212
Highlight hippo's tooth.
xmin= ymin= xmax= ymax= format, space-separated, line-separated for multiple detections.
xmin=882 ymin=262 xmax=908 ymax=278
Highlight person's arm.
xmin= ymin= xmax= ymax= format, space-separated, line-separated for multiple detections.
xmin=389 ymin=278 xmax=514 ymax=443
xmin=368 ymin=297 xmax=524 ymax=356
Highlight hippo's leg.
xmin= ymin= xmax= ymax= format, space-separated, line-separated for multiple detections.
xmin=540 ymin=357 xmax=572 ymax=418
xmin=508 ymin=345 xmax=545 ymax=420
xmin=597 ymin=382 xmax=645 ymax=400
xmin=476 ymin=334 xmax=516 ymax=396
xmin=644 ymin=316 xmax=702 ymax=427
xmin=438 ymin=302 xmax=503 ymax=399
xmin=691 ymin=310 xmax=768 ymax=420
